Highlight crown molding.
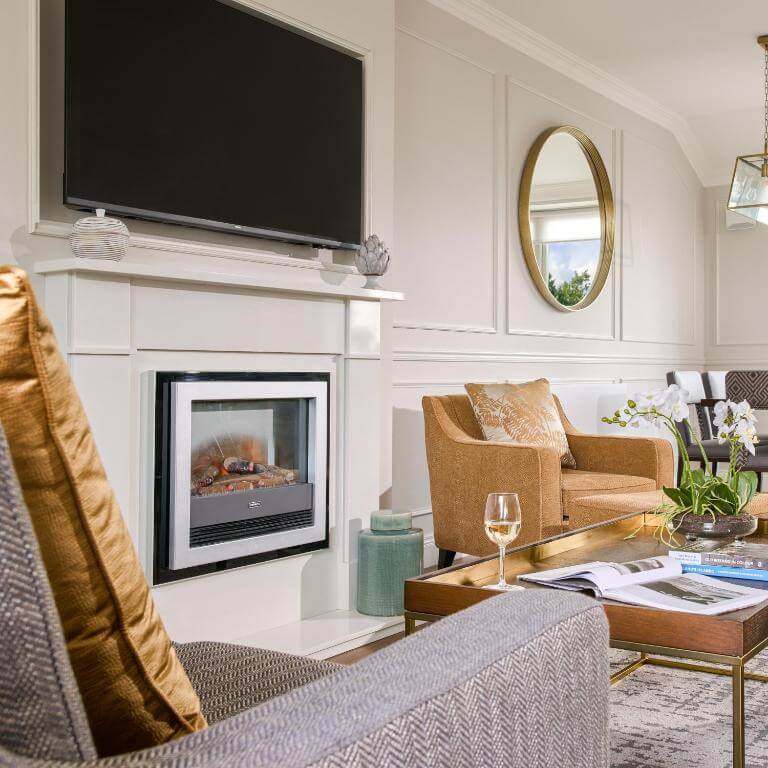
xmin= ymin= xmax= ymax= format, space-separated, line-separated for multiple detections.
xmin=424 ymin=0 xmax=711 ymax=185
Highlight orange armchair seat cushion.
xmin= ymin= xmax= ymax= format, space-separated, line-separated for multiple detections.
xmin=560 ymin=470 xmax=656 ymax=529
xmin=0 ymin=267 xmax=206 ymax=756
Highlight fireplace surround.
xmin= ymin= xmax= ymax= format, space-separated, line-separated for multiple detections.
xmin=153 ymin=371 xmax=330 ymax=585
xmin=34 ymin=255 xmax=402 ymax=647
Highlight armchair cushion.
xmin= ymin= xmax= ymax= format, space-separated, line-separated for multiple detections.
xmin=175 ymin=642 xmax=340 ymax=724
xmin=0 ymin=267 xmax=206 ymax=756
xmin=465 ymin=379 xmax=576 ymax=467
xmin=561 ymin=469 xmax=656 ymax=529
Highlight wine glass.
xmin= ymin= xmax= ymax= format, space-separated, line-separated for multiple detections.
xmin=483 ymin=493 xmax=524 ymax=591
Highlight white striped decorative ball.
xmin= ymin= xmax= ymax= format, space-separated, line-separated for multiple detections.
xmin=69 ymin=209 xmax=129 ymax=261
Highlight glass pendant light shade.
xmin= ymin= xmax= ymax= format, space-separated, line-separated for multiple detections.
xmin=728 ymin=152 xmax=768 ymax=226
xmin=727 ymin=35 xmax=768 ymax=226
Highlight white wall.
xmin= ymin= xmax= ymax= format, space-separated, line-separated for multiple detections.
xmin=705 ymin=184 xmax=768 ymax=371
xmin=0 ymin=2 xmax=33 ymax=268
xmin=389 ymin=0 xmax=707 ymax=562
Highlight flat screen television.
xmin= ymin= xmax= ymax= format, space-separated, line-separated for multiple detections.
xmin=65 ymin=0 xmax=364 ymax=250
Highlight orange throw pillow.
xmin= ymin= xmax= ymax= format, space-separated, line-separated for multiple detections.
xmin=0 ymin=266 xmax=206 ymax=756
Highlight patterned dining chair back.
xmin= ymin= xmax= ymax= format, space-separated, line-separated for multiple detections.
xmin=726 ymin=370 xmax=768 ymax=408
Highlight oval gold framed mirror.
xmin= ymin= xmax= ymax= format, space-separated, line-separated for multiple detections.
xmin=518 ymin=126 xmax=615 ymax=312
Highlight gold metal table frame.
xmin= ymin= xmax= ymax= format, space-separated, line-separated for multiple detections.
xmin=404 ymin=612 xmax=768 ymax=768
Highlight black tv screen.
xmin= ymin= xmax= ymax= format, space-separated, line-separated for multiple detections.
xmin=65 ymin=0 xmax=364 ymax=249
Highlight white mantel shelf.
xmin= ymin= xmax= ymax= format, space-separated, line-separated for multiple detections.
xmin=34 ymin=257 xmax=404 ymax=302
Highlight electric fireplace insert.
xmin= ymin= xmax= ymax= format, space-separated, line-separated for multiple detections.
xmin=153 ymin=371 xmax=330 ymax=584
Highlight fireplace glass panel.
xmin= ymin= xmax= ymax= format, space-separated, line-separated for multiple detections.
xmin=190 ymin=398 xmax=309 ymax=498
xmin=187 ymin=397 xmax=314 ymax=550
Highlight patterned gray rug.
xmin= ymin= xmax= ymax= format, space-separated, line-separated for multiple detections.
xmin=610 ymin=649 xmax=768 ymax=767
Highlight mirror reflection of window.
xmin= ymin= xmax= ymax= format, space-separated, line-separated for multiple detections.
xmin=528 ymin=133 xmax=601 ymax=307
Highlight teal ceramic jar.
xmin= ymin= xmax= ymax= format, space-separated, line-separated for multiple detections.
xmin=357 ymin=510 xmax=423 ymax=617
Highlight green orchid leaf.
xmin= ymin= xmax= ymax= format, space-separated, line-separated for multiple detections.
xmin=735 ymin=471 xmax=758 ymax=510
xmin=662 ymin=487 xmax=687 ymax=507
xmin=706 ymin=482 xmax=742 ymax=515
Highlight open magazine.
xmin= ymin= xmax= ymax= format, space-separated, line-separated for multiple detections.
xmin=519 ymin=556 xmax=768 ymax=615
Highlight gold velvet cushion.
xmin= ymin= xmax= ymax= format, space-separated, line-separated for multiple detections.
xmin=465 ymin=379 xmax=576 ymax=468
xmin=0 ymin=266 xmax=206 ymax=756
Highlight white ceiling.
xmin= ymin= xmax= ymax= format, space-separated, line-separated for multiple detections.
xmin=482 ymin=0 xmax=768 ymax=186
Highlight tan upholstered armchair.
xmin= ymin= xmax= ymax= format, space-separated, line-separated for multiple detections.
xmin=423 ymin=394 xmax=673 ymax=567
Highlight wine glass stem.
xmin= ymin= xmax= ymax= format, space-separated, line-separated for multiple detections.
xmin=498 ymin=544 xmax=506 ymax=587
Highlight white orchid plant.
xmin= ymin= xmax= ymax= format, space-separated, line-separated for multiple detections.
xmin=602 ymin=384 xmax=759 ymax=539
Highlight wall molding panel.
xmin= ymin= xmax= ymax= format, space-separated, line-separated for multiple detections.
xmin=711 ymin=199 xmax=768 ymax=348
xmin=393 ymin=348 xmax=705 ymax=366
xmin=619 ymin=130 xmax=698 ymax=347
xmin=393 ymin=25 xmax=500 ymax=335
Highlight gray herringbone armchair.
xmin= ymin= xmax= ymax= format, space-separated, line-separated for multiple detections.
xmin=0 ymin=425 xmax=610 ymax=768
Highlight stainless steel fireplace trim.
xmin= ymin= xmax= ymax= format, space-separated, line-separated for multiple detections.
xmin=169 ymin=380 xmax=328 ymax=569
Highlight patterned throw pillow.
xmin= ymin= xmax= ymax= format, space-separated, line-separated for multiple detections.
xmin=464 ymin=379 xmax=576 ymax=468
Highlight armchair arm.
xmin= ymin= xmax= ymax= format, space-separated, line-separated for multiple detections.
xmin=423 ymin=398 xmax=562 ymax=556
xmin=566 ymin=432 xmax=674 ymax=488
xmin=71 ymin=591 xmax=607 ymax=768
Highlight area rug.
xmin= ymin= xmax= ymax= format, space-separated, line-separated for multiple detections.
xmin=610 ymin=648 xmax=768 ymax=767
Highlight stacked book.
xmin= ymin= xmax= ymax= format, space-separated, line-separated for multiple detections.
xmin=668 ymin=541 xmax=768 ymax=582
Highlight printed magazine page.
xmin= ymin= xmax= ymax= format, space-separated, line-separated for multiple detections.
xmin=603 ymin=574 xmax=767 ymax=615
xmin=520 ymin=557 xmax=767 ymax=615
xmin=520 ymin=556 xmax=681 ymax=593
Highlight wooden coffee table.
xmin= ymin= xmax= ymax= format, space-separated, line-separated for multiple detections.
xmin=404 ymin=512 xmax=768 ymax=768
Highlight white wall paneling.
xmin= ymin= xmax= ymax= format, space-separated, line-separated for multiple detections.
xmin=70 ymin=354 xmax=132 ymax=525
xmin=712 ymin=197 xmax=768 ymax=348
xmin=620 ymin=131 xmax=697 ymax=346
xmin=420 ymin=0 xmax=709 ymax=185
xmin=392 ymin=27 xmax=500 ymax=334
xmin=390 ymin=0 xmax=706 ymax=568
xmin=132 ymin=281 xmax=346 ymax=355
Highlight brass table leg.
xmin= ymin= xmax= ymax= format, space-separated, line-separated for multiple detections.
xmin=733 ymin=661 xmax=745 ymax=768
xmin=404 ymin=615 xmax=416 ymax=636
xmin=610 ymin=653 xmax=647 ymax=685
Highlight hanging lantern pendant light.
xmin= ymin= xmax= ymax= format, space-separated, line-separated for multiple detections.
xmin=728 ymin=36 xmax=768 ymax=221
xmin=728 ymin=35 xmax=768 ymax=225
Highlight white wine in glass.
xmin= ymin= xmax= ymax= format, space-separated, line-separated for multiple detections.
xmin=483 ymin=493 xmax=524 ymax=591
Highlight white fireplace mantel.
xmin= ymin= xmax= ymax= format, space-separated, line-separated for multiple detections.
xmin=35 ymin=256 xmax=403 ymax=303
xmin=35 ymin=252 xmax=403 ymax=658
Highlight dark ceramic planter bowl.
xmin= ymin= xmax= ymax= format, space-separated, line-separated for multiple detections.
xmin=669 ymin=511 xmax=758 ymax=544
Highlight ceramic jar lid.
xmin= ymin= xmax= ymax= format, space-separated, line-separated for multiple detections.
xmin=371 ymin=509 xmax=412 ymax=532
